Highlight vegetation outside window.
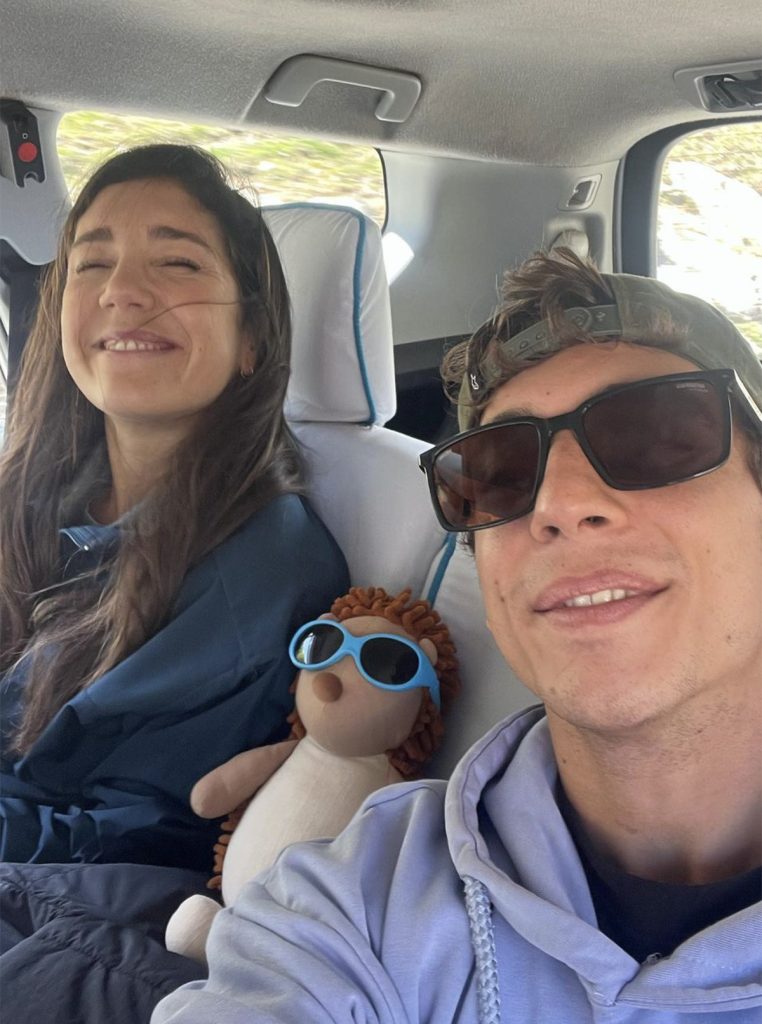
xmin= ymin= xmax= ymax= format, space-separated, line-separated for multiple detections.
xmin=657 ymin=122 xmax=762 ymax=353
xmin=57 ymin=112 xmax=386 ymax=226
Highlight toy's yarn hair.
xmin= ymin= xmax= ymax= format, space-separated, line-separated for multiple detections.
xmin=288 ymin=586 xmax=460 ymax=779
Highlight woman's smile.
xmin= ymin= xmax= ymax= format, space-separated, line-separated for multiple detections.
xmin=98 ymin=329 xmax=179 ymax=353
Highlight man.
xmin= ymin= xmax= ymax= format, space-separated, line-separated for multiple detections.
xmin=154 ymin=250 xmax=762 ymax=1022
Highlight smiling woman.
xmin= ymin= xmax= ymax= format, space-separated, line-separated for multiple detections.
xmin=62 ymin=177 xmax=253 ymax=518
xmin=0 ymin=144 xmax=348 ymax=868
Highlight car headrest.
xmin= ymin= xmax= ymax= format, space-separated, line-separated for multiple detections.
xmin=263 ymin=204 xmax=396 ymax=426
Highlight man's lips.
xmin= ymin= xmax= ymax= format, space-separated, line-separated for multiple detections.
xmin=533 ymin=572 xmax=667 ymax=613
xmin=97 ymin=329 xmax=178 ymax=352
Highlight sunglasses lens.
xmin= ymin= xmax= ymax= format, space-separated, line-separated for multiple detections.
xmin=360 ymin=637 xmax=419 ymax=685
xmin=292 ymin=623 xmax=343 ymax=666
xmin=584 ymin=377 xmax=728 ymax=486
xmin=432 ymin=423 xmax=541 ymax=529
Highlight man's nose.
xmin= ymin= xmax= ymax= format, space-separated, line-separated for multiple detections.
xmin=528 ymin=430 xmax=628 ymax=542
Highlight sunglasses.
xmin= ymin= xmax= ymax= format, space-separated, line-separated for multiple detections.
xmin=420 ymin=369 xmax=762 ymax=533
xmin=289 ymin=620 xmax=441 ymax=709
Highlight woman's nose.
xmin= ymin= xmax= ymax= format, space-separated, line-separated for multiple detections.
xmin=311 ymin=671 xmax=343 ymax=703
xmin=98 ymin=261 xmax=154 ymax=310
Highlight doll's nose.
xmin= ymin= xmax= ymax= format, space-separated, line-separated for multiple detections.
xmin=312 ymin=671 xmax=343 ymax=703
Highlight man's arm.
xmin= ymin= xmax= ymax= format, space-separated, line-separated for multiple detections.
xmin=152 ymin=781 xmax=474 ymax=1024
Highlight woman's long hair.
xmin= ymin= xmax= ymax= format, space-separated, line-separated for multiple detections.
xmin=0 ymin=144 xmax=303 ymax=752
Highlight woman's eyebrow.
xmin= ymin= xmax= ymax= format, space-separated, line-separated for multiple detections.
xmin=71 ymin=226 xmax=111 ymax=248
xmin=71 ymin=225 xmax=214 ymax=252
xmin=149 ymin=225 xmax=214 ymax=252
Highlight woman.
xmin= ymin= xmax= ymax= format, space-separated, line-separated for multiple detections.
xmin=0 ymin=144 xmax=349 ymax=870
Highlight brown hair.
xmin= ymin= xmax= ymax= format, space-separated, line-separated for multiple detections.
xmin=0 ymin=144 xmax=303 ymax=752
xmin=443 ymin=247 xmax=762 ymax=489
xmin=288 ymin=586 xmax=460 ymax=779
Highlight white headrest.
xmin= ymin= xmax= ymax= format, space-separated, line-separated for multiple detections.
xmin=263 ymin=204 xmax=396 ymax=426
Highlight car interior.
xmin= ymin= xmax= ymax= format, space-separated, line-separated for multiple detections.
xmin=1 ymin=0 xmax=760 ymax=777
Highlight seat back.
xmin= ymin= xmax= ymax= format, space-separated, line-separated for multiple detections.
xmin=424 ymin=540 xmax=536 ymax=776
xmin=263 ymin=203 xmax=446 ymax=595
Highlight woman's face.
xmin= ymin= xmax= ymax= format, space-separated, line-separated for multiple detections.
xmin=61 ymin=178 xmax=252 ymax=433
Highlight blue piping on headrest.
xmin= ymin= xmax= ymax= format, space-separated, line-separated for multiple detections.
xmin=426 ymin=533 xmax=457 ymax=605
xmin=263 ymin=202 xmax=377 ymax=426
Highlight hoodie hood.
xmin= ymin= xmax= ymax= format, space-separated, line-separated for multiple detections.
xmin=445 ymin=706 xmax=762 ymax=1018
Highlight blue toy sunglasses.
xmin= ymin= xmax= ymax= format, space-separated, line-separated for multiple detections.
xmin=289 ymin=620 xmax=441 ymax=709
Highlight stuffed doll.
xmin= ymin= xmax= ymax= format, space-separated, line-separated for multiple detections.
xmin=165 ymin=586 xmax=459 ymax=963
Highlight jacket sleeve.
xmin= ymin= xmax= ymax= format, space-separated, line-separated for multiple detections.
xmin=151 ymin=782 xmax=470 ymax=1024
xmin=152 ymin=827 xmax=410 ymax=1023
xmin=0 ymin=783 xmax=219 ymax=866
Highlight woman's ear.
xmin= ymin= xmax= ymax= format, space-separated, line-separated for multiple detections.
xmin=238 ymin=343 xmax=255 ymax=378
xmin=238 ymin=329 xmax=256 ymax=377
xmin=419 ymin=637 xmax=438 ymax=667
xmin=318 ymin=612 xmax=339 ymax=621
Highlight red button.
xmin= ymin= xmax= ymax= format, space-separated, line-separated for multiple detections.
xmin=18 ymin=141 xmax=38 ymax=163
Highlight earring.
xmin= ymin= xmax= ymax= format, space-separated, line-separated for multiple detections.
xmin=240 ymin=366 xmax=254 ymax=379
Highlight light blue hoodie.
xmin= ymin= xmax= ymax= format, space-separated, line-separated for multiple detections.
xmin=153 ymin=706 xmax=762 ymax=1023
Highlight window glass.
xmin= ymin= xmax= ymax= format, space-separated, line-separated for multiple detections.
xmin=0 ymin=375 xmax=6 ymax=444
xmin=57 ymin=111 xmax=385 ymax=226
xmin=0 ymin=291 xmax=7 ymax=443
xmin=657 ymin=122 xmax=762 ymax=353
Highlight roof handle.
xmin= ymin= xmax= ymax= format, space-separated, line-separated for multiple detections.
xmin=264 ymin=55 xmax=422 ymax=123
xmin=674 ymin=59 xmax=762 ymax=113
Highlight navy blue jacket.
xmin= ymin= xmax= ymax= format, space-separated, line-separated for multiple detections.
xmin=0 ymin=494 xmax=348 ymax=870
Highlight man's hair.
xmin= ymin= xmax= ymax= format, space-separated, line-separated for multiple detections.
xmin=288 ymin=587 xmax=460 ymax=778
xmin=442 ymin=248 xmax=762 ymax=490
xmin=0 ymin=144 xmax=304 ymax=752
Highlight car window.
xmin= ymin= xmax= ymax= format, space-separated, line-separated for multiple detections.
xmin=0 ymin=284 xmax=8 ymax=443
xmin=657 ymin=122 xmax=762 ymax=354
xmin=57 ymin=111 xmax=386 ymax=225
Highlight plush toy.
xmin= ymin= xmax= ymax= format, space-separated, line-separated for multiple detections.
xmin=165 ymin=586 xmax=459 ymax=964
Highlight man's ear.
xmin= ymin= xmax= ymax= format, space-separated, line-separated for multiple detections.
xmin=419 ymin=637 xmax=438 ymax=667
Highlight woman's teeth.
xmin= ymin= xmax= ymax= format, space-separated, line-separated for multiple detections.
xmin=103 ymin=338 xmax=171 ymax=351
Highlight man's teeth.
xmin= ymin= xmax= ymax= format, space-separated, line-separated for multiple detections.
xmin=562 ymin=588 xmax=639 ymax=608
xmin=103 ymin=338 xmax=169 ymax=351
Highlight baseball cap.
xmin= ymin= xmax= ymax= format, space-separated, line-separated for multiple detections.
xmin=458 ymin=271 xmax=762 ymax=431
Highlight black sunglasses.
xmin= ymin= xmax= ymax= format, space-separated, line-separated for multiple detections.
xmin=420 ymin=369 xmax=762 ymax=533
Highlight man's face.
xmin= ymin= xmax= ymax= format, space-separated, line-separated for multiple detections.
xmin=474 ymin=342 xmax=762 ymax=734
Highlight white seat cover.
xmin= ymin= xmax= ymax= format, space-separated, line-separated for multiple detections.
xmin=264 ymin=203 xmax=446 ymax=595
xmin=425 ymin=540 xmax=536 ymax=776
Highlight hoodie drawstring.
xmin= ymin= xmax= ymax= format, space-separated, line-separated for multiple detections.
xmin=463 ymin=876 xmax=501 ymax=1024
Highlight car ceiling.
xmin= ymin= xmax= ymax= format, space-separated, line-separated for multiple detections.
xmin=2 ymin=0 xmax=761 ymax=165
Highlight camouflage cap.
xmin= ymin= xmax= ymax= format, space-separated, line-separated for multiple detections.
xmin=458 ymin=272 xmax=762 ymax=430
